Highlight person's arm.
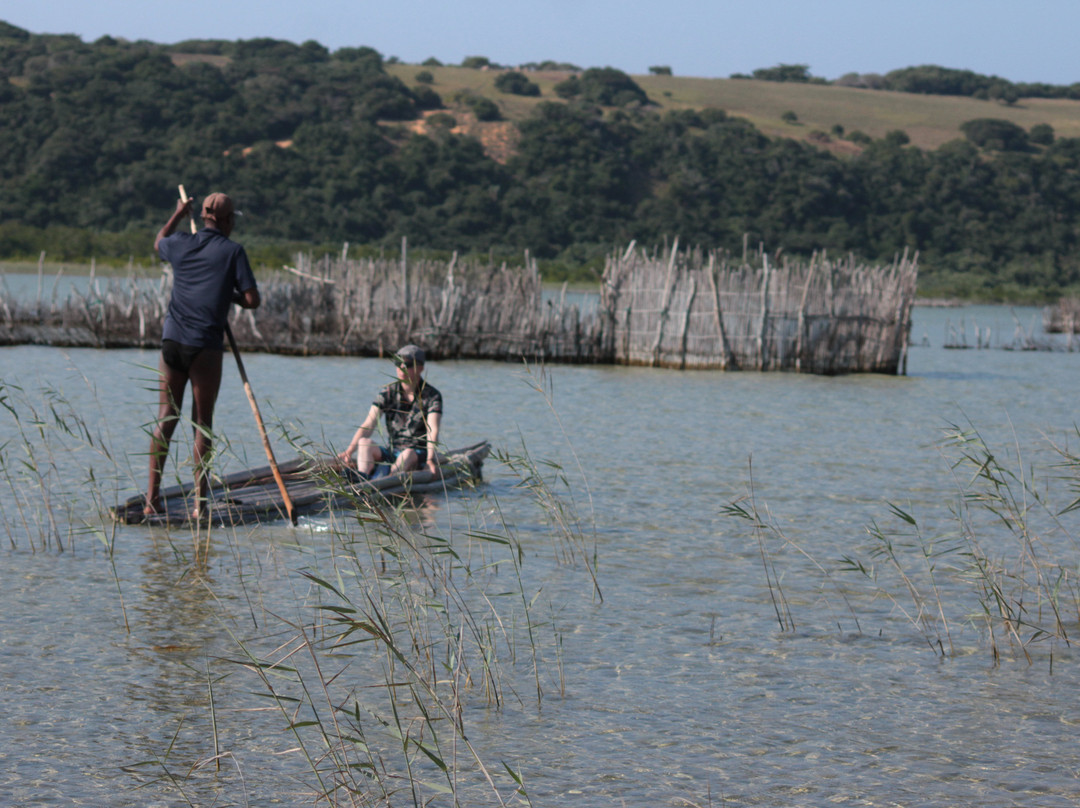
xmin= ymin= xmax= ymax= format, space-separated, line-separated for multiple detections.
xmin=338 ymin=404 xmax=381 ymax=462
xmin=235 ymin=287 xmax=261 ymax=309
xmin=424 ymin=411 xmax=441 ymax=474
xmin=233 ymin=249 xmax=261 ymax=309
xmin=154 ymin=198 xmax=195 ymax=253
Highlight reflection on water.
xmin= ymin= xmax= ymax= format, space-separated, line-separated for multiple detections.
xmin=3 ymin=305 xmax=1080 ymax=806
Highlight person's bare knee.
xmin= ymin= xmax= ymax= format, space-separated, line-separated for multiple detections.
xmin=155 ymin=360 xmax=187 ymax=429
xmin=394 ymin=448 xmax=419 ymax=472
xmin=147 ymin=358 xmax=188 ymax=511
xmin=188 ymin=349 xmax=223 ymax=428
xmin=356 ymin=440 xmax=382 ymax=474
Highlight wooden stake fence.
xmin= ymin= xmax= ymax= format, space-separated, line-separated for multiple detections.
xmin=0 ymin=242 xmax=919 ymax=374
xmin=601 ymin=245 xmax=918 ymax=373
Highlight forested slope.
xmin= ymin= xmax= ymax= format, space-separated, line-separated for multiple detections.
xmin=3 ymin=21 xmax=1080 ymax=298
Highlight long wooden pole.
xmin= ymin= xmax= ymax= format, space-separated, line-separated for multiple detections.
xmin=178 ymin=185 xmax=297 ymax=525
xmin=223 ymin=321 xmax=296 ymax=524
xmin=178 ymin=184 xmax=197 ymax=234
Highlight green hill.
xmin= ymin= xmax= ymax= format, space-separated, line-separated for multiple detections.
xmin=5 ymin=22 xmax=1080 ymax=300
xmin=384 ymin=63 xmax=1080 ymax=154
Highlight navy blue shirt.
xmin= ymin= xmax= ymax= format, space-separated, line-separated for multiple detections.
xmin=158 ymin=228 xmax=257 ymax=350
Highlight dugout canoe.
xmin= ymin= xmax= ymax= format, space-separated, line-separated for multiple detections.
xmin=111 ymin=441 xmax=491 ymax=527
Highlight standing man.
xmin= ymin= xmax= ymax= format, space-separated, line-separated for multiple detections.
xmin=145 ymin=192 xmax=260 ymax=518
xmin=339 ymin=344 xmax=443 ymax=478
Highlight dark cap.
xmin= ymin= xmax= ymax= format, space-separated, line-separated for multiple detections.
xmin=201 ymin=192 xmax=234 ymax=220
xmin=395 ymin=344 xmax=425 ymax=366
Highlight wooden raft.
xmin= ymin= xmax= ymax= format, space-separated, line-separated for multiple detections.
xmin=110 ymin=441 xmax=491 ymax=526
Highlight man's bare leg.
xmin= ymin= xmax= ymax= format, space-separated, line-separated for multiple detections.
xmin=187 ymin=349 xmax=223 ymax=518
xmin=145 ymin=357 xmax=188 ymax=515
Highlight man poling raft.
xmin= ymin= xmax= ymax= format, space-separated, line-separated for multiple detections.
xmin=144 ymin=190 xmax=261 ymax=521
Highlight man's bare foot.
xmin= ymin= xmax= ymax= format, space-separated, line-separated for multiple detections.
xmin=143 ymin=497 xmax=163 ymax=516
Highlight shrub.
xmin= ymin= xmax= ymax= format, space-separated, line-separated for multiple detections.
xmin=753 ymin=64 xmax=813 ymax=83
xmin=649 ymin=65 xmax=672 ymax=76
xmin=1030 ymin=123 xmax=1055 ymax=146
xmin=578 ymin=67 xmax=649 ymax=106
xmin=554 ymin=75 xmax=581 ymax=98
xmin=461 ymin=55 xmax=491 ymax=69
xmin=884 ymin=64 xmax=999 ymax=96
xmin=422 ymin=57 xmax=442 ymax=67
xmin=781 ymin=110 xmax=798 ymax=124
xmin=469 ymin=96 xmax=501 ymax=121
xmin=699 ymin=108 xmax=728 ymax=126
xmin=960 ymin=118 xmax=1029 ymax=151
xmin=883 ymin=129 xmax=911 ymax=146
xmin=494 ymin=71 xmax=540 ymax=97
xmin=426 ymin=112 xmax=456 ymax=130
xmin=846 ymin=130 xmax=872 ymax=144
xmin=412 ymin=85 xmax=442 ymax=110
xmin=414 ymin=70 xmax=434 ymax=84
xmin=988 ymin=82 xmax=1020 ymax=105
xmin=454 ymin=91 xmax=501 ymax=121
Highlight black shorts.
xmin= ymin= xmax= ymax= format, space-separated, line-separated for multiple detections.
xmin=161 ymin=339 xmax=204 ymax=373
xmin=381 ymin=445 xmax=428 ymax=465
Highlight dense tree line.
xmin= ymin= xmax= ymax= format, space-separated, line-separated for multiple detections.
xmin=3 ymin=23 xmax=1080 ymax=297
xmin=749 ymin=61 xmax=1080 ymax=103
xmin=829 ymin=64 xmax=1080 ymax=102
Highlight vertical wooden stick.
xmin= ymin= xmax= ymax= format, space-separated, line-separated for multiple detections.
xmin=178 ymin=185 xmax=197 ymax=234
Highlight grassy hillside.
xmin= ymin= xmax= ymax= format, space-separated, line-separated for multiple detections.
xmin=385 ymin=63 xmax=1080 ymax=153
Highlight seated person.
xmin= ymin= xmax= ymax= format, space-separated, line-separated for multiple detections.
xmin=339 ymin=344 xmax=443 ymax=478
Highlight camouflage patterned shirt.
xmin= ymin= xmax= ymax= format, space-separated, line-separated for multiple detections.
xmin=373 ymin=381 xmax=443 ymax=451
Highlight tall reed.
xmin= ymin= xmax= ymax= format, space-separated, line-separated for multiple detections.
xmin=1 ymin=368 xmax=598 ymax=805
xmin=207 ymin=435 xmax=592 ymax=805
xmin=724 ymin=421 xmax=1080 ymax=667
xmin=0 ymin=378 xmax=127 ymax=554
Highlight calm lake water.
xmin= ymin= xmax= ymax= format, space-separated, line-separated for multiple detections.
xmin=3 ymin=304 xmax=1080 ymax=807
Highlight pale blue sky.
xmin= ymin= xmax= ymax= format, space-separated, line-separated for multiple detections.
xmin=4 ymin=1 xmax=1076 ymax=84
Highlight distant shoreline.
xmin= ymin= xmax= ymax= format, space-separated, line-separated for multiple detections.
xmin=914 ymin=298 xmax=964 ymax=308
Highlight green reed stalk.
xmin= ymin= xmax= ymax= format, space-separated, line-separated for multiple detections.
xmin=514 ymin=360 xmax=601 ymax=594
xmin=841 ymin=504 xmax=960 ymax=655
xmin=723 ymin=418 xmax=1080 ymax=666
xmin=228 ymin=423 xmax=597 ymax=805
xmin=0 ymin=372 xmax=593 ymax=804
xmin=721 ymin=459 xmax=795 ymax=632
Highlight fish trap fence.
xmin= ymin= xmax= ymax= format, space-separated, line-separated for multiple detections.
xmin=1044 ymin=299 xmax=1080 ymax=335
xmin=602 ymin=243 xmax=918 ymax=373
xmin=0 ymin=241 xmax=917 ymax=374
xmin=229 ymin=248 xmax=607 ymax=361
